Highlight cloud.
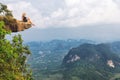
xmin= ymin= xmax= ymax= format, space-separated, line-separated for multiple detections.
xmin=1 ymin=0 xmax=120 ymax=28
xmin=65 ymin=0 xmax=81 ymax=6
xmin=47 ymin=0 xmax=120 ymax=27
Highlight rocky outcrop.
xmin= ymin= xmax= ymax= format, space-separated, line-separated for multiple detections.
xmin=107 ymin=60 xmax=115 ymax=68
xmin=67 ymin=54 xmax=80 ymax=63
xmin=0 ymin=16 xmax=32 ymax=32
xmin=5 ymin=21 xmax=32 ymax=32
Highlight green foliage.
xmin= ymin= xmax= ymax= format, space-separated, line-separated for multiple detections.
xmin=62 ymin=43 xmax=120 ymax=80
xmin=0 ymin=3 xmax=16 ymax=26
xmin=0 ymin=21 xmax=33 ymax=80
xmin=0 ymin=21 xmax=10 ymax=39
xmin=115 ymin=78 xmax=120 ymax=80
xmin=0 ymin=3 xmax=13 ymax=16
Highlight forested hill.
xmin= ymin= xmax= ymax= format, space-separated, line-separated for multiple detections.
xmin=111 ymin=41 xmax=120 ymax=55
xmin=62 ymin=43 xmax=120 ymax=80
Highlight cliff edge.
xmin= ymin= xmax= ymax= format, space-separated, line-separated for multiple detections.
xmin=0 ymin=16 xmax=32 ymax=32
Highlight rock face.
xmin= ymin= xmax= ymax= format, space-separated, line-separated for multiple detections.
xmin=67 ymin=54 xmax=80 ymax=63
xmin=107 ymin=60 xmax=115 ymax=68
xmin=0 ymin=16 xmax=32 ymax=32
xmin=5 ymin=21 xmax=32 ymax=32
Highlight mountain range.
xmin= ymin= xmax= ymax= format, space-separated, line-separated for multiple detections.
xmin=26 ymin=40 xmax=120 ymax=80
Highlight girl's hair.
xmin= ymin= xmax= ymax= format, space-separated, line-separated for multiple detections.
xmin=22 ymin=13 xmax=26 ymax=17
xmin=22 ymin=13 xmax=27 ymax=22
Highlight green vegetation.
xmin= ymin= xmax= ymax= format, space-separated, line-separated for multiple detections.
xmin=28 ymin=41 xmax=120 ymax=80
xmin=110 ymin=73 xmax=120 ymax=80
xmin=0 ymin=3 xmax=33 ymax=80
xmin=62 ymin=43 xmax=120 ymax=80
xmin=0 ymin=20 xmax=32 ymax=80
xmin=0 ymin=3 xmax=12 ymax=16
xmin=0 ymin=3 xmax=16 ymax=26
xmin=27 ymin=40 xmax=94 ymax=79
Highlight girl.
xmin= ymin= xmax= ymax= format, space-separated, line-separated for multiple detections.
xmin=22 ymin=13 xmax=34 ymax=25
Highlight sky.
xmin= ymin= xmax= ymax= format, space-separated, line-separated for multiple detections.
xmin=1 ymin=0 xmax=120 ymax=42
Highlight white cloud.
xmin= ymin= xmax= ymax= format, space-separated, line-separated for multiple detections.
xmin=1 ymin=0 xmax=120 ymax=28
xmin=65 ymin=0 xmax=81 ymax=7
xmin=51 ymin=8 xmax=64 ymax=18
xmin=46 ymin=0 xmax=120 ymax=27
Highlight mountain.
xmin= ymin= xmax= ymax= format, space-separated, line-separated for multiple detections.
xmin=62 ymin=43 xmax=120 ymax=80
xmin=111 ymin=41 xmax=120 ymax=55
xmin=27 ymin=39 xmax=95 ymax=70
xmin=26 ymin=39 xmax=95 ymax=79
xmin=27 ymin=40 xmax=120 ymax=80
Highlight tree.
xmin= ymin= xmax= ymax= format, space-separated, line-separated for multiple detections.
xmin=0 ymin=3 xmax=33 ymax=80
xmin=0 ymin=3 xmax=16 ymax=26
xmin=0 ymin=21 xmax=33 ymax=80
xmin=0 ymin=3 xmax=13 ymax=16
